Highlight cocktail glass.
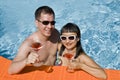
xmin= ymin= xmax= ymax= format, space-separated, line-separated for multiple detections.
xmin=31 ymin=42 xmax=42 ymax=51
xmin=31 ymin=42 xmax=53 ymax=73
xmin=63 ymin=53 xmax=75 ymax=73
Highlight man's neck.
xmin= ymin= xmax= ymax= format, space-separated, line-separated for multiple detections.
xmin=36 ymin=31 xmax=50 ymax=43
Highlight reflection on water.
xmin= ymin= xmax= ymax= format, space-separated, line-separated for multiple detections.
xmin=0 ymin=0 xmax=120 ymax=70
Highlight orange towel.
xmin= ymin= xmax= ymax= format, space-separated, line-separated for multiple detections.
xmin=0 ymin=56 xmax=120 ymax=80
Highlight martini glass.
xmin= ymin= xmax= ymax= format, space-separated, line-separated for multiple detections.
xmin=28 ymin=42 xmax=42 ymax=66
xmin=63 ymin=53 xmax=75 ymax=73
xmin=31 ymin=42 xmax=42 ymax=51
xmin=63 ymin=53 xmax=73 ymax=60
xmin=31 ymin=42 xmax=53 ymax=73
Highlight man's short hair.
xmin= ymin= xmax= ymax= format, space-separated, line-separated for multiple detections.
xmin=35 ymin=6 xmax=55 ymax=20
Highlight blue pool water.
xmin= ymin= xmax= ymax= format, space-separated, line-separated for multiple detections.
xmin=0 ymin=0 xmax=120 ymax=70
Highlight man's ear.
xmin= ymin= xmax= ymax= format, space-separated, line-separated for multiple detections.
xmin=35 ymin=20 xmax=38 ymax=27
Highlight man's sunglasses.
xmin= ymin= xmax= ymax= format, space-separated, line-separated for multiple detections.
xmin=60 ymin=35 xmax=77 ymax=41
xmin=37 ymin=19 xmax=56 ymax=25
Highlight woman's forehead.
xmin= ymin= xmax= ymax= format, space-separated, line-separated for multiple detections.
xmin=62 ymin=32 xmax=77 ymax=36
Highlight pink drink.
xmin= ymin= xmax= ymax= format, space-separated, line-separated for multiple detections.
xmin=31 ymin=42 xmax=41 ymax=48
xmin=63 ymin=53 xmax=73 ymax=60
xmin=31 ymin=42 xmax=41 ymax=51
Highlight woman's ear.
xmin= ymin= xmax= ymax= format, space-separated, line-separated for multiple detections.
xmin=77 ymin=38 xmax=80 ymax=42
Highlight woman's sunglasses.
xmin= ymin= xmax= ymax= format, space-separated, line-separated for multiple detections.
xmin=37 ymin=19 xmax=56 ymax=25
xmin=60 ymin=35 xmax=77 ymax=41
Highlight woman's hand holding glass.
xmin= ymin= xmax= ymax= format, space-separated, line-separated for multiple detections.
xmin=68 ymin=59 xmax=80 ymax=72
xmin=63 ymin=53 xmax=75 ymax=73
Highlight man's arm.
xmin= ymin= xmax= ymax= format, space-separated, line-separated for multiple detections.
xmin=8 ymin=40 xmax=39 ymax=74
xmin=8 ymin=40 xmax=30 ymax=74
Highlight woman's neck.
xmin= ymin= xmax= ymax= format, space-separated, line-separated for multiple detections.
xmin=64 ymin=47 xmax=76 ymax=55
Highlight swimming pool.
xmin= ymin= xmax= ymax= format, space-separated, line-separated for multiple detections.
xmin=0 ymin=0 xmax=120 ymax=70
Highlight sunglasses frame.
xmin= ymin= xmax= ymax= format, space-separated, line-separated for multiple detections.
xmin=37 ymin=19 xmax=56 ymax=25
xmin=60 ymin=35 xmax=77 ymax=41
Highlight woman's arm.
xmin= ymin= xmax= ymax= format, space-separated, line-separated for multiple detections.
xmin=68 ymin=54 xmax=107 ymax=80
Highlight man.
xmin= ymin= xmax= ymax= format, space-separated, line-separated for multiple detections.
xmin=8 ymin=6 xmax=60 ymax=74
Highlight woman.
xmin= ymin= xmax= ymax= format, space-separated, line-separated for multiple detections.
xmin=56 ymin=23 xmax=107 ymax=79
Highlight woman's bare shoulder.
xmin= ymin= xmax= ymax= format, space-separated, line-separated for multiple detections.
xmin=78 ymin=53 xmax=91 ymax=62
xmin=78 ymin=53 xmax=87 ymax=58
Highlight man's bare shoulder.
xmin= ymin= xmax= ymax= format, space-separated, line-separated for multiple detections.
xmin=12 ymin=39 xmax=31 ymax=61
xmin=17 ymin=34 xmax=35 ymax=54
xmin=21 ymin=37 xmax=33 ymax=46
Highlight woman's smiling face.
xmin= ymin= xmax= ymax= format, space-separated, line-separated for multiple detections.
xmin=61 ymin=32 xmax=79 ymax=50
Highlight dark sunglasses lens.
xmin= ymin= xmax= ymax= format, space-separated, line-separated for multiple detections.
xmin=61 ymin=37 xmax=66 ymax=40
xmin=69 ymin=36 xmax=75 ymax=40
xmin=51 ymin=21 xmax=56 ymax=25
xmin=42 ymin=21 xmax=49 ymax=25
